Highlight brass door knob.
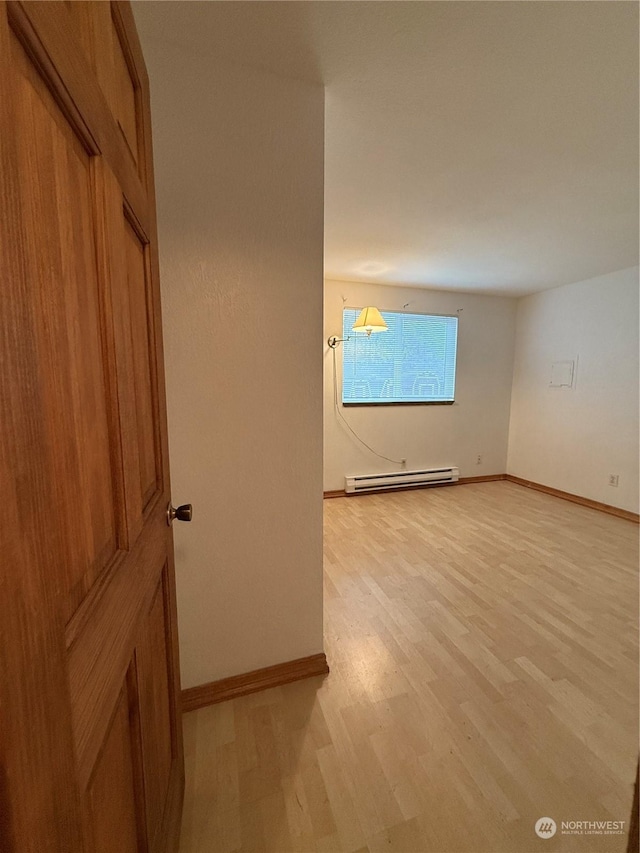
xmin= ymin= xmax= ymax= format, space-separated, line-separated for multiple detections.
xmin=167 ymin=502 xmax=193 ymax=525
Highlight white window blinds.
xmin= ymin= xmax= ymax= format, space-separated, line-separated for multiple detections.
xmin=341 ymin=309 xmax=458 ymax=404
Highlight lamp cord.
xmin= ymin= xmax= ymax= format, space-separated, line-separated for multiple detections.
xmin=331 ymin=346 xmax=404 ymax=466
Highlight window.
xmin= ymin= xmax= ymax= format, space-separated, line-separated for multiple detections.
xmin=341 ymin=308 xmax=458 ymax=405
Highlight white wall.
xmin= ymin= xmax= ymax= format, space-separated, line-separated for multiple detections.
xmin=145 ymin=42 xmax=325 ymax=689
xmin=324 ymin=279 xmax=517 ymax=492
xmin=508 ymin=267 xmax=639 ymax=513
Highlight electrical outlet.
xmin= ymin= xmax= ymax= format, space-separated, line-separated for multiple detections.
xmin=609 ymin=474 xmax=619 ymax=487
xmin=476 ymin=454 xmax=482 ymax=465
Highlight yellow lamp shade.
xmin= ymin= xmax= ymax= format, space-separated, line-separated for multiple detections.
xmin=352 ymin=306 xmax=388 ymax=337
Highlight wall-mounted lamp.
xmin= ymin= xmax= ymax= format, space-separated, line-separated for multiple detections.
xmin=328 ymin=306 xmax=388 ymax=348
xmin=352 ymin=306 xmax=388 ymax=336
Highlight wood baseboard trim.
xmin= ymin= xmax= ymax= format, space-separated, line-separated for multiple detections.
xmin=323 ymin=475 xmax=639 ymax=522
xmin=506 ymin=475 xmax=640 ymax=523
xmin=181 ymin=653 xmax=330 ymax=713
xmin=457 ymin=474 xmax=507 ymax=485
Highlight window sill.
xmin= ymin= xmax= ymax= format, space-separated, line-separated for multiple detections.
xmin=342 ymin=401 xmax=455 ymax=407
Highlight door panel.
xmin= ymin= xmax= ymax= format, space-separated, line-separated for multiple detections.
xmin=85 ymin=686 xmax=141 ymax=853
xmin=67 ymin=521 xmax=167 ymax=791
xmin=68 ymin=0 xmax=141 ymax=166
xmin=0 ymin=2 xmax=184 ymax=850
xmin=10 ymin=28 xmax=122 ymax=622
xmin=136 ymin=572 xmax=176 ymax=852
xmin=111 ymin=16 xmax=141 ymax=164
xmin=124 ymin=216 xmax=162 ymax=509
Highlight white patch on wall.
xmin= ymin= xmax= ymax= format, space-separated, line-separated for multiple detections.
xmin=550 ymin=359 xmax=575 ymax=388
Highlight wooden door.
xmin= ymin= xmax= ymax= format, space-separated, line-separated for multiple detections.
xmin=0 ymin=2 xmax=184 ymax=850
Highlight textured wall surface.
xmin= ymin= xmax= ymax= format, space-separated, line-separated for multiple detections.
xmin=324 ymin=279 xmax=518 ymax=492
xmin=508 ymin=267 xmax=640 ymax=513
xmin=144 ymin=40 xmax=324 ymax=688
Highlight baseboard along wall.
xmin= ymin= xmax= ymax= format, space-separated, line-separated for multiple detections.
xmin=181 ymin=653 xmax=330 ymax=713
xmin=323 ymin=474 xmax=639 ymax=523
xmin=505 ymin=475 xmax=639 ymax=523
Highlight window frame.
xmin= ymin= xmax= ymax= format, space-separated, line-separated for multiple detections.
xmin=341 ymin=307 xmax=459 ymax=407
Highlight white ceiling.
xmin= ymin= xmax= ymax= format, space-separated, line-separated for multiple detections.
xmin=133 ymin=1 xmax=639 ymax=296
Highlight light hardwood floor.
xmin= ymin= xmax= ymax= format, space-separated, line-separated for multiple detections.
xmin=179 ymin=482 xmax=639 ymax=852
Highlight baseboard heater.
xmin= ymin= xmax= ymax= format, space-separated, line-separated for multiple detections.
xmin=345 ymin=467 xmax=459 ymax=495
